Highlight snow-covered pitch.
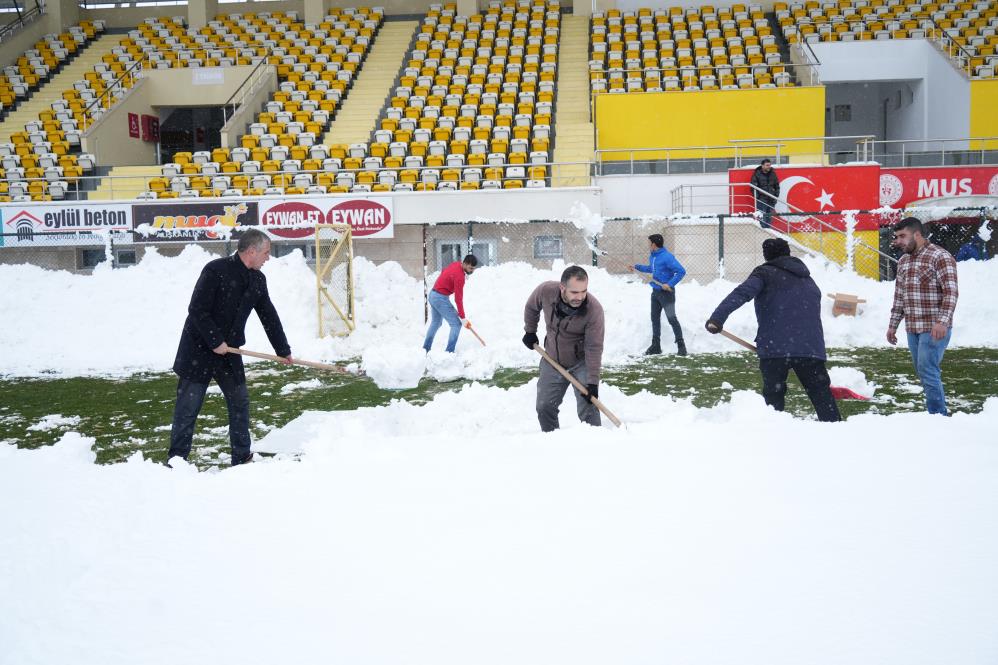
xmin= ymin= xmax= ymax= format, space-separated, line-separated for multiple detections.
xmin=1 ymin=248 xmax=997 ymax=664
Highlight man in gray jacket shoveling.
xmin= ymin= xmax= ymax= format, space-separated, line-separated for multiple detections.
xmin=522 ymin=265 xmax=606 ymax=432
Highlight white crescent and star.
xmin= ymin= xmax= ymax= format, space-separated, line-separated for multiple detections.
xmin=815 ymin=189 xmax=835 ymax=209
xmin=772 ymin=175 xmax=837 ymax=212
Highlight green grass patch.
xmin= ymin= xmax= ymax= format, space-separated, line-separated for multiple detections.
xmin=1 ymin=347 xmax=995 ymax=467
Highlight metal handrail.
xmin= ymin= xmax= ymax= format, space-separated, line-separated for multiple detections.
xmin=221 ymin=58 xmax=270 ymax=124
xmin=595 ymin=142 xmax=788 ymax=173
xmin=924 ymin=16 xmax=977 ymax=75
xmin=588 ymin=61 xmax=819 ymax=75
xmin=79 ymin=54 xmax=149 ymax=131
xmin=0 ymin=3 xmax=42 ymax=43
xmin=671 ymin=180 xmax=899 ymax=267
xmin=743 ymin=181 xmax=898 ymax=265
xmin=855 ymin=135 xmax=998 ymax=163
xmin=7 ymin=159 xmax=593 ymax=200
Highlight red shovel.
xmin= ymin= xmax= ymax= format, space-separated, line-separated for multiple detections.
xmin=718 ymin=330 xmax=869 ymax=400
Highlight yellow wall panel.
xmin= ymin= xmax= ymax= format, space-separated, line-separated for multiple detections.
xmin=970 ymin=79 xmax=998 ymax=150
xmin=594 ymin=87 xmax=826 ymax=160
xmin=789 ymin=230 xmax=881 ymax=280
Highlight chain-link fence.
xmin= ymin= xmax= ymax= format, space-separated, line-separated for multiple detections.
xmin=0 ymin=230 xmax=241 ymax=272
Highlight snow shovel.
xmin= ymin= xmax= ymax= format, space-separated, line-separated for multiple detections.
xmin=532 ymin=344 xmax=623 ymax=428
xmin=630 ymin=271 xmax=673 ymax=292
xmin=465 ymin=322 xmax=487 ymax=347
xmin=714 ymin=330 xmax=868 ymax=400
xmin=228 ymin=348 xmax=363 ymax=376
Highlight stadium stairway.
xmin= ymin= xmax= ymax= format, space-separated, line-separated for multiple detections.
xmin=321 ymin=20 xmax=420 ymax=147
xmin=0 ymin=33 xmax=120 ymax=145
xmin=551 ymin=14 xmax=594 ymax=187
xmin=88 ymin=165 xmax=161 ymax=200
xmin=767 ymin=11 xmax=800 ymax=85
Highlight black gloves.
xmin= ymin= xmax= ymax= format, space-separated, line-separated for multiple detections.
xmin=705 ymin=320 xmax=722 ymax=334
xmin=583 ymin=383 xmax=599 ymax=403
xmin=522 ymin=332 xmax=539 ymax=350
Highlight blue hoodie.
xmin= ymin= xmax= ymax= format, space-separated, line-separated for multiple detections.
xmin=634 ymin=246 xmax=686 ymax=290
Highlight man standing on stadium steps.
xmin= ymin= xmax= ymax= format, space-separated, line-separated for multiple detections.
xmin=750 ymin=158 xmax=780 ymax=229
xmin=705 ymin=238 xmax=841 ymax=422
xmin=886 ymin=216 xmax=959 ymax=416
xmin=522 ymin=265 xmax=605 ymax=432
xmin=631 ymin=233 xmax=687 ymax=356
xmin=169 ymin=228 xmax=292 ymax=466
xmin=423 ymin=254 xmax=478 ymax=353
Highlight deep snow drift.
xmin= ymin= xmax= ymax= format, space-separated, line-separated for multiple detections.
xmin=1 ymin=245 xmax=996 ymax=379
xmin=2 ymin=385 xmax=997 ymax=665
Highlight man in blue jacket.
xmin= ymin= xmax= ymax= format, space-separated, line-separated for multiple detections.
xmin=169 ymin=228 xmax=293 ymax=466
xmin=705 ymin=238 xmax=840 ymax=422
xmin=632 ymin=233 xmax=687 ymax=356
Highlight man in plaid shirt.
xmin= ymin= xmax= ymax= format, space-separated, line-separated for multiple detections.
xmin=886 ymin=217 xmax=959 ymax=415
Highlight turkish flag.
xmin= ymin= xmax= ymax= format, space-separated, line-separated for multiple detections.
xmin=729 ymin=164 xmax=880 ymax=231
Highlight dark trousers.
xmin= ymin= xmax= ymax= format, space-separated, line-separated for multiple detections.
xmin=651 ymin=289 xmax=684 ymax=343
xmin=536 ymin=359 xmax=600 ymax=432
xmin=169 ymin=371 xmax=252 ymax=463
xmin=759 ymin=357 xmax=841 ymax=422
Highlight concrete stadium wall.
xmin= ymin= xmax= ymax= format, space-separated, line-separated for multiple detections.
xmin=811 ymin=39 xmax=970 ymax=149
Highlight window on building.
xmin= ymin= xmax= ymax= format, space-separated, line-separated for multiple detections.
xmin=533 ymin=235 xmax=563 ymax=259
xmin=78 ymin=249 xmax=106 ymax=269
xmin=435 ymin=239 xmax=498 ymax=269
xmin=115 ymin=249 xmax=138 ymax=266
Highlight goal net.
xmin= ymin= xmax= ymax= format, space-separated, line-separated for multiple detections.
xmin=315 ymin=223 xmax=356 ymax=337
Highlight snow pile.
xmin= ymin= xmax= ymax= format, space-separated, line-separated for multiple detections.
xmin=828 ymin=367 xmax=878 ymax=397
xmin=2 ymin=387 xmax=997 ymax=665
xmin=25 ymin=414 xmax=82 ymax=431
xmin=1 ymin=245 xmax=996 ymax=378
xmin=278 ymin=378 xmax=321 ymax=395
xmin=361 ymin=344 xmax=427 ymax=389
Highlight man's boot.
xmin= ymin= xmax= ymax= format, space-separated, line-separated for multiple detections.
xmin=676 ymin=339 xmax=687 ymax=356
xmin=644 ymin=338 xmax=662 ymax=355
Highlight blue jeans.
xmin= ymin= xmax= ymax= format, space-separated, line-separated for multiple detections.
xmin=757 ymin=199 xmax=774 ymax=229
xmin=906 ymin=329 xmax=952 ymax=415
xmin=423 ymin=289 xmax=461 ymax=352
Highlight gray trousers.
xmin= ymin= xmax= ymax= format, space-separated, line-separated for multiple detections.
xmin=536 ymin=359 xmax=601 ymax=432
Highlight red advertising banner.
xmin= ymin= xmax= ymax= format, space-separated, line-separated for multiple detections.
xmin=127 ymin=113 xmax=140 ymax=138
xmin=258 ymin=197 xmax=394 ymax=239
xmin=879 ymin=166 xmax=998 ymax=208
xmin=729 ymin=164 xmax=881 ymax=231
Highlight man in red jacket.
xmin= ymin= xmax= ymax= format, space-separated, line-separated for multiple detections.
xmin=423 ymin=254 xmax=479 ymax=352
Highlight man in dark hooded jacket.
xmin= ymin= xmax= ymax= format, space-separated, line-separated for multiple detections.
xmin=705 ymin=238 xmax=840 ymax=422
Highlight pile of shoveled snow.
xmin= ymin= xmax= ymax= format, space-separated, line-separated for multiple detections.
xmin=1 ymin=244 xmax=995 ymax=378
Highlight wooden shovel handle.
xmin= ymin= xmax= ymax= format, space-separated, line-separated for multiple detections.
xmin=719 ymin=330 xmax=758 ymax=352
xmin=533 ymin=344 xmax=623 ymax=428
xmin=228 ymin=347 xmax=359 ymax=374
xmin=466 ymin=324 xmax=486 ymax=346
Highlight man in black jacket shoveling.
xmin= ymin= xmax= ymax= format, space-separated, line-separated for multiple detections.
xmin=169 ymin=229 xmax=293 ymax=465
xmin=705 ymin=238 xmax=840 ymax=422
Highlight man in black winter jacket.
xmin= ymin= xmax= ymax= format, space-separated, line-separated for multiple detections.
xmin=169 ymin=229 xmax=293 ymax=465
xmin=705 ymin=238 xmax=840 ymax=422
xmin=749 ymin=159 xmax=780 ymax=229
